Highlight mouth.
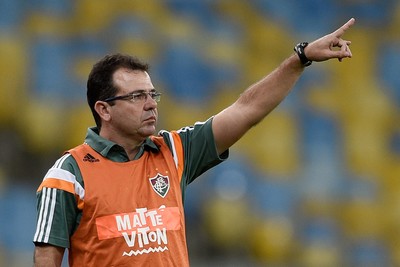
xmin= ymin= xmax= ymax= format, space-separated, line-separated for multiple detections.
xmin=144 ymin=116 xmax=156 ymax=123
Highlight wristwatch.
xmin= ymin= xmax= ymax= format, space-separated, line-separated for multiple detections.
xmin=294 ymin=42 xmax=312 ymax=67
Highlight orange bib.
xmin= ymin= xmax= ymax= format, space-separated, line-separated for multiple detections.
xmin=68 ymin=136 xmax=189 ymax=267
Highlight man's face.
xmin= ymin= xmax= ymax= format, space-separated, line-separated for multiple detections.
xmin=108 ymin=68 xmax=158 ymax=140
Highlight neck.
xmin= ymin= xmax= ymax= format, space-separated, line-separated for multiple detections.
xmin=99 ymin=127 xmax=146 ymax=160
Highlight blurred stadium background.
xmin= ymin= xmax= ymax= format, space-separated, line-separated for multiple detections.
xmin=0 ymin=0 xmax=400 ymax=266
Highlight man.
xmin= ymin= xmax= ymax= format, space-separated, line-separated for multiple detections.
xmin=33 ymin=18 xmax=355 ymax=266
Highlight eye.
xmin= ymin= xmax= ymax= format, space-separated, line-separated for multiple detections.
xmin=150 ymin=92 xmax=161 ymax=102
xmin=131 ymin=93 xmax=146 ymax=101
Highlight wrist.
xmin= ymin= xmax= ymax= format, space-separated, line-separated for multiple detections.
xmin=294 ymin=42 xmax=312 ymax=67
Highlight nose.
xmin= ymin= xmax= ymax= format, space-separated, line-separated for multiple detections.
xmin=144 ymin=94 xmax=158 ymax=110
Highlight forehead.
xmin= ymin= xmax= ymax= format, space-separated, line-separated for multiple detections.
xmin=113 ymin=68 xmax=153 ymax=93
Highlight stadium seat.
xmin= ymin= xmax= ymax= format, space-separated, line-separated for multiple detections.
xmin=0 ymin=34 xmax=28 ymax=125
xmin=156 ymin=42 xmax=219 ymax=103
xmin=73 ymin=0 xmax=116 ymax=34
xmin=30 ymin=37 xmax=76 ymax=99
xmin=346 ymin=238 xmax=389 ymax=267
xmin=297 ymin=216 xmax=342 ymax=266
xmin=0 ymin=0 xmax=25 ymax=30
xmin=25 ymin=0 xmax=72 ymax=17
xmin=248 ymin=216 xmax=294 ymax=264
xmin=16 ymin=99 xmax=67 ymax=153
xmin=341 ymin=0 xmax=397 ymax=28
xmin=110 ymin=16 xmax=160 ymax=60
xmin=251 ymin=0 xmax=339 ymax=37
xmin=237 ymin=110 xmax=300 ymax=175
xmin=378 ymin=42 xmax=400 ymax=106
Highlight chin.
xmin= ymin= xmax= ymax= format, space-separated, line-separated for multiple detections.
xmin=141 ymin=127 xmax=157 ymax=137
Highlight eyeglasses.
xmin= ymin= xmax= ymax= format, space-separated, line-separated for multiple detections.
xmin=104 ymin=91 xmax=161 ymax=103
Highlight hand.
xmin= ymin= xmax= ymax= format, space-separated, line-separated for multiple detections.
xmin=305 ymin=18 xmax=356 ymax=62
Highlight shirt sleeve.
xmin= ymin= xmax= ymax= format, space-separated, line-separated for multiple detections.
xmin=161 ymin=117 xmax=229 ymax=186
xmin=33 ymin=153 xmax=83 ymax=248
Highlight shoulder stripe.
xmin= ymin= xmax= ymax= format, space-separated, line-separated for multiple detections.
xmin=159 ymin=131 xmax=184 ymax=179
xmin=170 ymin=131 xmax=184 ymax=179
xmin=167 ymin=132 xmax=179 ymax=168
xmin=176 ymin=120 xmax=206 ymax=133
xmin=38 ymin=168 xmax=85 ymax=200
xmin=53 ymin=153 xmax=71 ymax=169
xmin=34 ymin=187 xmax=57 ymax=243
xmin=44 ymin=167 xmax=76 ymax=183
xmin=176 ymin=126 xmax=194 ymax=133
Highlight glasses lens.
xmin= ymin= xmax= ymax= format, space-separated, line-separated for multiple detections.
xmin=151 ymin=93 xmax=161 ymax=102
xmin=106 ymin=91 xmax=161 ymax=103
xmin=131 ymin=93 xmax=146 ymax=102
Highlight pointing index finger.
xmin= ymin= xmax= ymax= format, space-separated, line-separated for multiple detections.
xmin=333 ymin=18 xmax=356 ymax=38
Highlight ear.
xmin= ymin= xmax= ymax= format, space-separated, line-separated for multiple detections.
xmin=94 ymin=101 xmax=112 ymax=122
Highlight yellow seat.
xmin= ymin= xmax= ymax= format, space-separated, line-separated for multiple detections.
xmin=16 ymin=99 xmax=67 ymax=154
xmin=237 ymin=110 xmax=300 ymax=176
xmin=0 ymin=35 xmax=28 ymax=125
xmin=72 ymin=0 xmax=116 ymax=34
xmin=248 ymin=216 xmax=294 ymax=265
xmin=202 ymin=197 xmax=251 ymax=250
xmin=24 ymin=12 xmax=71 ymax=37
xmin=64 ymin=104 xmax=94 ymax=148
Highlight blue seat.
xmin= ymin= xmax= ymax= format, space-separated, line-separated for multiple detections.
xmin=0 ymin=185 xmax=37 ymax=250
xmin=248 ymin=176 xmax=297 ymax=218
xmin=390 ymin=131 xmax=400 ymax=155
xmin=30 ymin=37 xmax=75 ymax=100
xmin=0 ymin=0 xmax=25 ymax=29
xmin=31 ymin=35 xmax=109 ymax=102
xmin=165 ymin=1 xmax=218 ymax=29
xmin=155 ymin=42 xmax=218 ymax=104
xmin=341 ymin=0 xmax=396 ymax=28
xmin=299 ymin=216 xmax=340 ymax=245
xmin=108 ymin=15 xmax=155 ymax=39
xmin=378 ymin=43 xmax=400 ymax=106
xmin=346 ymin=238 xmax=389 ymax=267
xmin=297 ymin=108 xmax=350 ymax=200
xmin=25 ymin=0 xmax=73 ymax=16
xmin=184 ymin=155 xmax=255 ymax=221
xmin=252 ymin=0 xmax=339 ymax=36
xmin=299 ymin=108 xmax=341 ymax=154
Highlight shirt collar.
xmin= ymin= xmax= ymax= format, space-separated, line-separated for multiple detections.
xmin=84 ymin=127 xmax=159 ymax=162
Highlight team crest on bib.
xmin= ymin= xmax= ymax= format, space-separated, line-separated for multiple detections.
xmin=149 ymin=173 xmax=170 ymax=198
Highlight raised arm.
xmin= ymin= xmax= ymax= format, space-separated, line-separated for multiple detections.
xmin=212 ymin=18 xmax=355 ymax=155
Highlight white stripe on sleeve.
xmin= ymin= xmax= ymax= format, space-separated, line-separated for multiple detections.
xmin=33 ymin=187 xmax=57 ymax=243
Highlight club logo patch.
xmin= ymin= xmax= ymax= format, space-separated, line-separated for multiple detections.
xmin=149 ymin=174 xmax=170 ymax=198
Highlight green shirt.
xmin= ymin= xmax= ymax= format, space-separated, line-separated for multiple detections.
xmin=33 ymin=118 xmax=228 ymax=248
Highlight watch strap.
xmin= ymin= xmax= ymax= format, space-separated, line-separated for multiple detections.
xmin=294 ymin=42 xmax=312 ymax=66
